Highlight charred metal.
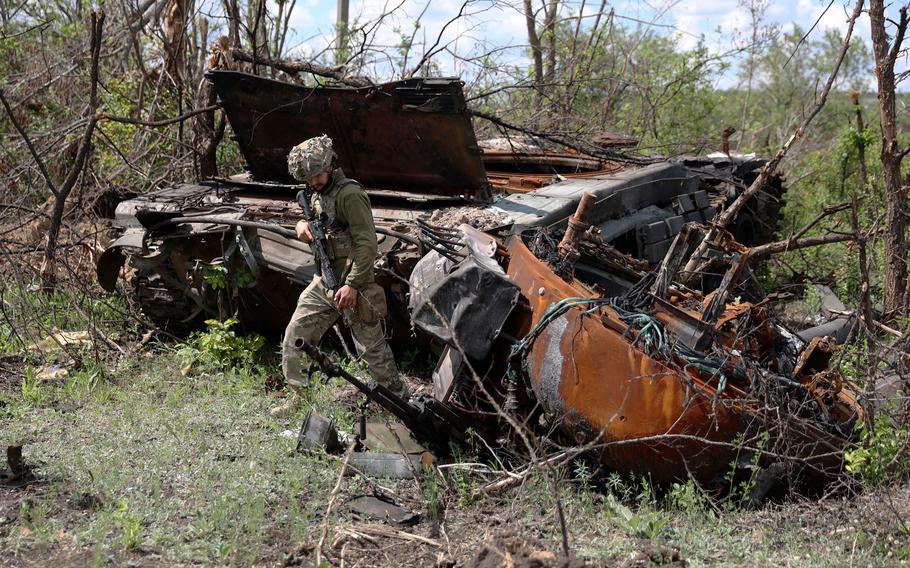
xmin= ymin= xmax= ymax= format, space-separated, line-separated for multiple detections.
xmin=96 ymin=71 xmax=861 ymax=491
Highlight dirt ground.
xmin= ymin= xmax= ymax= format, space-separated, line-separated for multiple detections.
xmin=2 ymin=346 xmax=909 ymax=567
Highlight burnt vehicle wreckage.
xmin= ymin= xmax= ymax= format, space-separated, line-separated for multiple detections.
xmin=96 ymin=70 xmax=864 ymax=493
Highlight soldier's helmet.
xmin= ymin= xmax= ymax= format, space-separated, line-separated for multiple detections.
xmin=288 ymin=135 xmax=336 ymax=181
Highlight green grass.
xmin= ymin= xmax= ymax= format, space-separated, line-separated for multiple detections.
xmin=0 ymin=346 xmax=355 ymax=565
xmin=2 ymin=331 xmax=910 ymax=566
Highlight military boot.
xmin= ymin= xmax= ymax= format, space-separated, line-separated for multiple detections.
xmin=270 ymin=384 xmax=304 ymax=417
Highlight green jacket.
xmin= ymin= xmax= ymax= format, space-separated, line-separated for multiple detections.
xmin=311 ymin=168 xmax=377 ymax=289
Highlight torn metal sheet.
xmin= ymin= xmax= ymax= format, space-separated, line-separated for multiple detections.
xmin=211 ymin=71 xmax=489 ymax=200
xmin=296 ymin=410 xmax=341 ymax=453
xmin=502 ymin=232 xmax=863 ymax=484
xmin=346 ymin=452 xmax=435 ymax=479
xmin=345 ymin=495 xmax=419 ymax=525
xmin=362 ymin=422 xmax=427 ymax=454
xmin=409 ymin=227 xmax=520 ymax=360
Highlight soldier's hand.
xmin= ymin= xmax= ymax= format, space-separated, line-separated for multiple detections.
xmin=334 ymin=285 xmax=358 ymax=309
xmin=295 ymin=220 xmax=314 ymax=244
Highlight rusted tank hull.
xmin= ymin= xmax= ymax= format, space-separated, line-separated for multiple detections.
xmin=504 ymin=237 xmax=852 ymax=484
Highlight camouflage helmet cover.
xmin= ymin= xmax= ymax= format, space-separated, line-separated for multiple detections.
xmin=288 ymin=135 xmax=336 ymax=181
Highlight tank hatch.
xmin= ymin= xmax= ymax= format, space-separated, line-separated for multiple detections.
xmin=209 ymin=70 xmax=490 ymax=201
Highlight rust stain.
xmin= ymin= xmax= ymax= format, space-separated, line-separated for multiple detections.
xmin=504 ymin=236 xmax=863 ymax=483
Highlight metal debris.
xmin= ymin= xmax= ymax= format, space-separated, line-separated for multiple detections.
xmin=296 ymin=411 xmax=341 ymax=454
xmin=344 ymin=495 xmax=419 ymax=525
xmin=346 ymin=453 xmax=435 ymax=480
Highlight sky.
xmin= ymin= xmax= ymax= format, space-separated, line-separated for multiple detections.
xmin=271 ymin=0 xmax=883 ymax=86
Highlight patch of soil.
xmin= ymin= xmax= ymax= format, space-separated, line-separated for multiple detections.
xmin=465 ymin=534 xmax=589 ymax=568
xmin=616 ymin=539 xmax=684 ymax=567
xmin=0 ymin=355 xmax=24 ymax=394
xmin=0 ymin=542 xmax=95 ymax=568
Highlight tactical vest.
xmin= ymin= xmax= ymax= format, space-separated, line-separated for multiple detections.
xmin=311 ymin=172 xmax=360 ymax=276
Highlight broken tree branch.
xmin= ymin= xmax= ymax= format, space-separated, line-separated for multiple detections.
xmin=230 ymin=48 xmax=371 ymax=87
xmin=99 ymin=104 xmax=219 ymax=127
xmin=790 ymin=202 xmax=851 ymax=242
xmin=469 ymin=108 xmax=645 ymax=164
xmin=315 ymin=440 xmax=356 ymax=566
xmin=680 ymin=0 xmax=864 ymax=280
xmin=748 ymin=232 xmax=854 ymax=259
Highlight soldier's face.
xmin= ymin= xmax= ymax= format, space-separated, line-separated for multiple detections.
xmin=307 ymin=171 xmax=331 ymax=191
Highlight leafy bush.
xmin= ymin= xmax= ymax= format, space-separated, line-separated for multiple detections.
xmin=180 ymin=318 xmax=266 ymax=371
xmin=845 ymin=414 xmax=910 ymax=485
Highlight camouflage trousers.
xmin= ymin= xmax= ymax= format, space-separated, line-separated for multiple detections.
xmin=281 ymin=277 xmax=400 ymax=389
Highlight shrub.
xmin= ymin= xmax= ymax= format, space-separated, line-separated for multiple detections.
xmin=845 ymin=414 xmax=910 ymax=485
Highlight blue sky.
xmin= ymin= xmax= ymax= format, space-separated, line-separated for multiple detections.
xmin=273 ymin=1 xmax=878 ymax=86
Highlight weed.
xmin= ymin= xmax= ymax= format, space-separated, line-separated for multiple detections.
xmin=722 ymin=431 xmax=769 ymax=510
xmin=203 ymin=264 xmax=229 ymax=290
xmin=603 ymin=472 xmax=637 ymax=502
xmin=846 ymin=414 xmax=910 ymax=485
xmin=20 ymin=365 xmax=44 ymax=405
xmin=447 ymin=440 xmax=479 ymax=507
xmin=19 ymin=499 xmax=52 ymax=539
xmin=114 ymin=499 xmax=143 ymax=550
xmin=178 ymin=318 xmax=266 ymax=371
xmin=604 ymin=493 xmax=669 ymax=539
xmin=423 ymin=464 xmax=441 ymax=522
xmin=664 ymin=479 xmax=710 ymax=514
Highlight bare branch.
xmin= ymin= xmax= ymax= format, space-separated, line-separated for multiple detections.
xmin=40 ymin=8 xmax=104 ymax=290
xmin=681 ymin=0 xmax=865 ymax=280
xmin=0 ymin=88 xmax=58 ymax=196
xmin=889 ymin=6 xmax=909 ymax=64
xmin=230 ymin=48 xmax=371 ymax=87
xmin=406 ymin=0 xmax=470 ymax=78
xmin=99 ymin=104 xmax=219 ymax=127
xmin=749 ymin=232 xmax=855 ymax=259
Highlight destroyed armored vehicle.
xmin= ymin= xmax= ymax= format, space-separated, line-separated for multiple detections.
xmin=96 ymin=70 xmax=862 ymax=489
xmin=405 ymin=217 xmax=863 ymax=488
xmin=97 ymin=70 xmax=783 ymax=339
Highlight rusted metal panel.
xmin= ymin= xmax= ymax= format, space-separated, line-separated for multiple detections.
xmin=210 ymin=70 xmax=489 ymax=200
xmin=504 ymin=236 xmax=862 ymax=483
xmin=505 ymin=237 xmax=741 ymax=481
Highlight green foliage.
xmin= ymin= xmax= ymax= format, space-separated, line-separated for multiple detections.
xmin=664 ymin=479 xmax=710 ymax=515
xmin=604 ymin=493 xmax=669 ymax=539
xmin=447 ymin=439 xmax=479 ymax=507
xmin=234 ymin=267 xmax=256 ymax=289
xmin=422 ymin=464 xmax=441 ymax=523
xmin=20 ymin=366 xmax=44 ymax=406
xmin=204 ymin=263 xmax=256 ymax=292
xmin=180 ymin=318 xmax=266 ymax=371
xmin=204 ymin=264 xmax=229 ymax=290
xmin=113 ymin=500 xmax=143 ymax=550
xmin=721 ymin=431 xmax=770 ymax=510
xmin=845 ymin=415 xmax=910 ymax=485
xmin=19 ymin=499 xmax=52 ymax=540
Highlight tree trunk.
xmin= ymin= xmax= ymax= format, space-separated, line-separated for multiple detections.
xmin=523 ymin=0 xmax=544 ymax=112
xmin=869 ymin=0 xmax=909 ymax=317
xmin=40 ymin=10 xmax=104 ymax=291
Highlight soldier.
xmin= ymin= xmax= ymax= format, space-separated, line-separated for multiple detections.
xmin=272 ymin=134 xmax=406 ymax=416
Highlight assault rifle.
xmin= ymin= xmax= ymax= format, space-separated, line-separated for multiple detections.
xmin=297 ymin=339 xmax=469 ymax=452
xmin=296 ymin=188 xmax=341 ymax=292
